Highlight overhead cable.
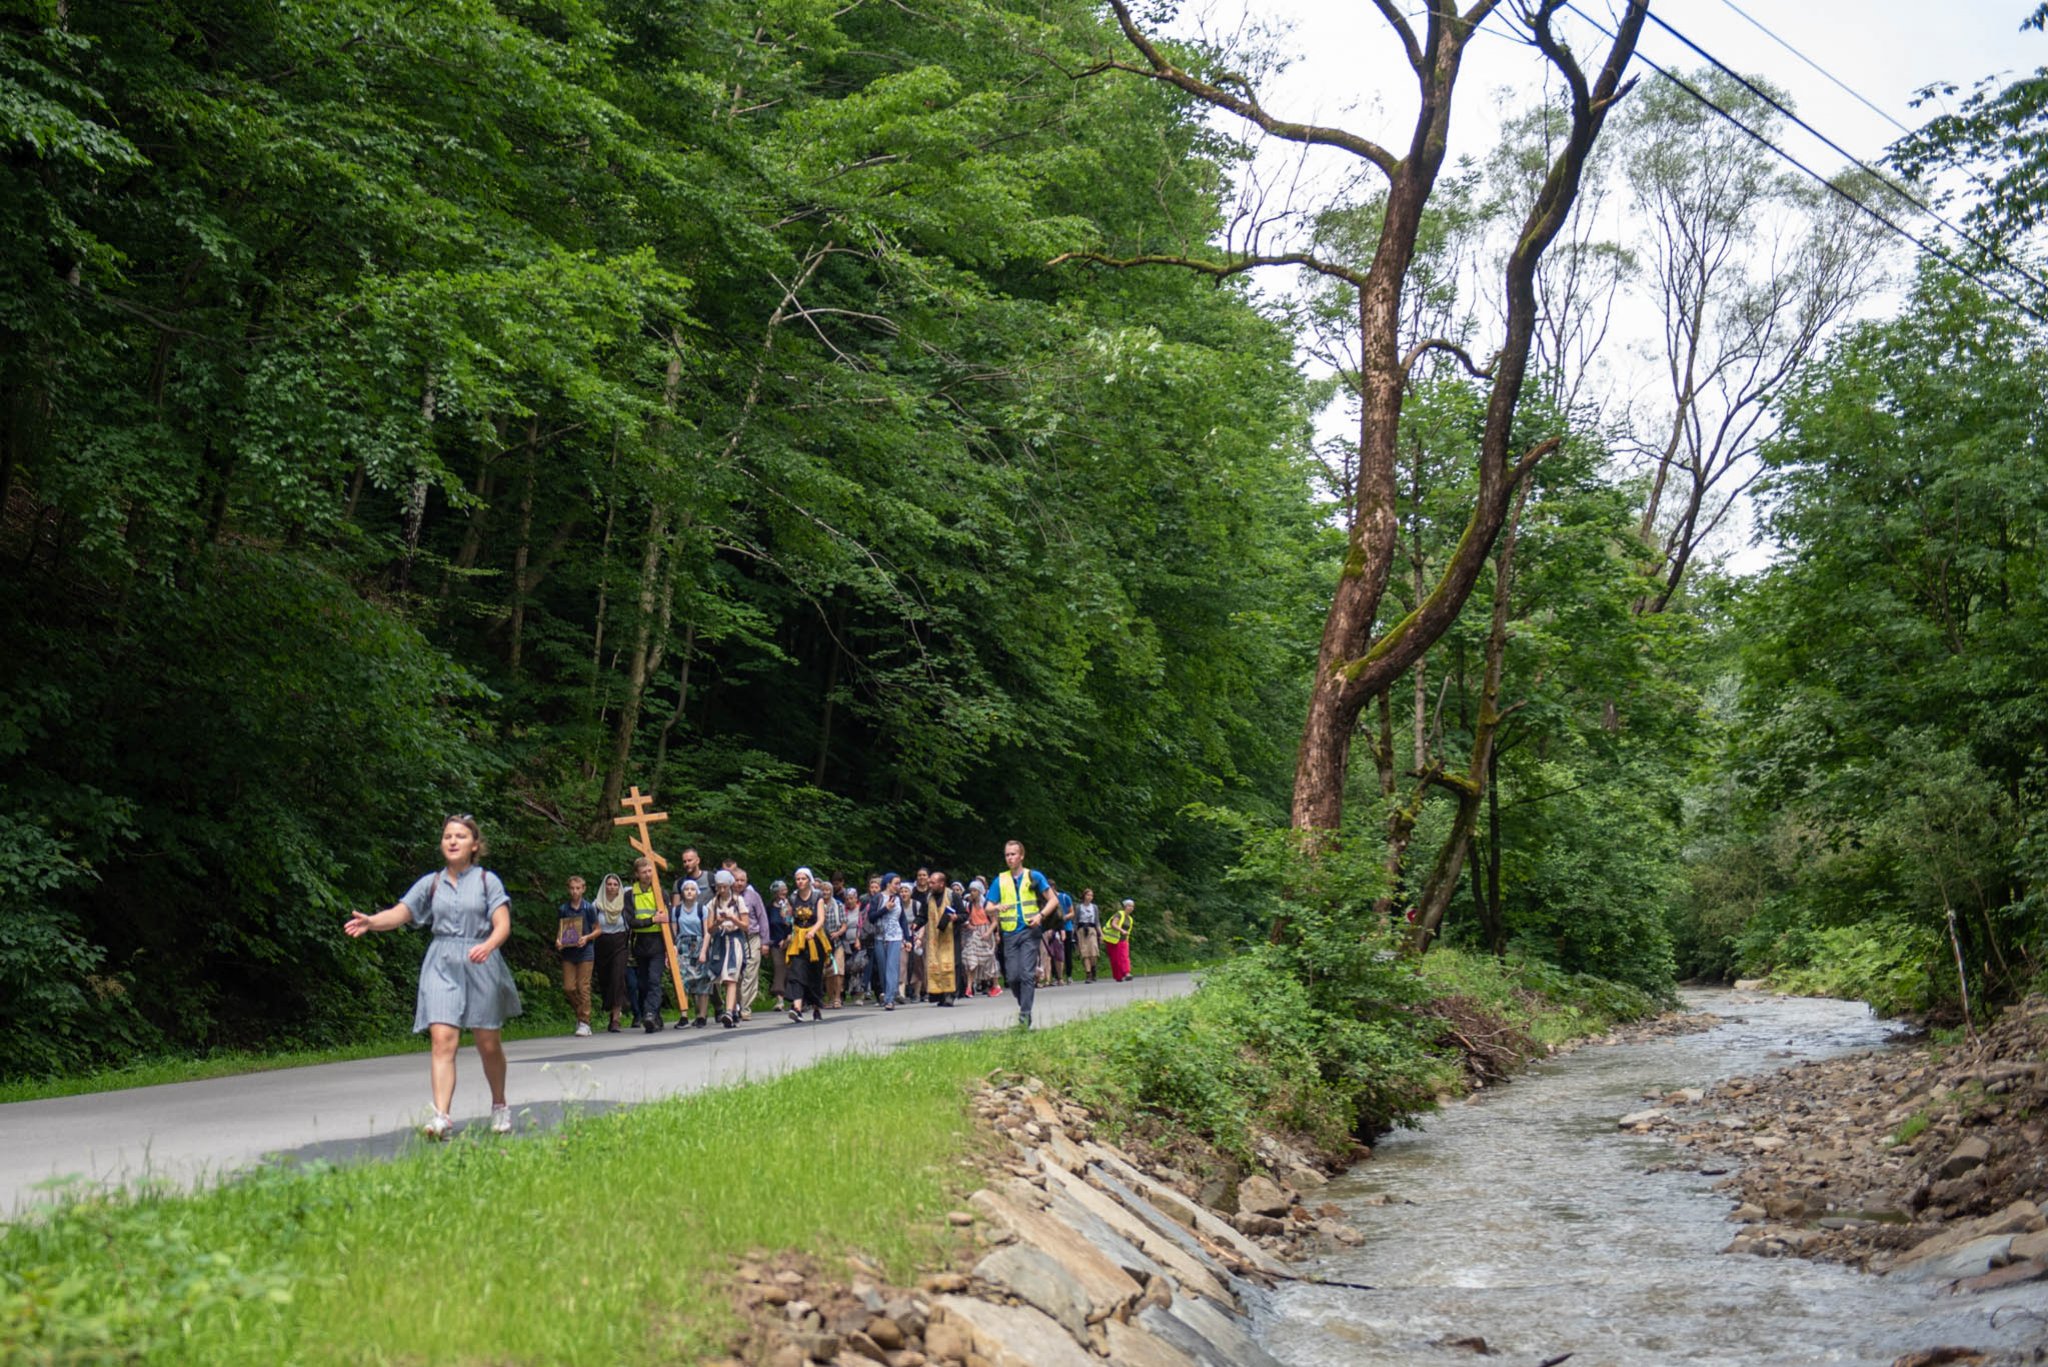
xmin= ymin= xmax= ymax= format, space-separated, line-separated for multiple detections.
xmin=1713 ymin=0 xmax=1913 ymax=137
xmin=1560 ymin=1 xmax=2048 ymax=325
xmin=1638 ymin=6 xmax=2048 ymax=302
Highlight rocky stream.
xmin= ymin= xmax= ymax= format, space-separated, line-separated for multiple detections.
xmin=1260 ymin=989 xmax=2048 ymax=1367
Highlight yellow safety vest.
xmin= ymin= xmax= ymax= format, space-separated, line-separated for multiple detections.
xmin=993 ymin=868 xmax=1041 ymax=934
xmin=629 ymin=887 xmax=664 ymax=934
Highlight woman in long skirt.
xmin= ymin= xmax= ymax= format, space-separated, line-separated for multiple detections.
xmin=592 ymin=872 xmax=631 ymax=1031
xmin=961 ymin=880 xmax=997 ymax=997
xmin=783 ymin=867 xmax=832 ymax=1022
xmin=672 ymin=878 xmax=714 ymax=1027
xmin=345 ymin=814 xmax=522 ymax=1138
xmin=699 ymin=869 xmax=750 ymax=1027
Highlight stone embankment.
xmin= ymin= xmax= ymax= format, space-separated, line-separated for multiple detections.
xmin=1619 ymin=994 xmax=2048 ymax=1299
xmin=716 ymin=1077 xmax=1363 ymax=1367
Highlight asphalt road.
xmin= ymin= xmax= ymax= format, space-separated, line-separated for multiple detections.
xmin=0 ymin=972 xmax=1194 ymax=1216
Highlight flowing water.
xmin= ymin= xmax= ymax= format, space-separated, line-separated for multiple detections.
xmin=1260 ymin=990 xmax=2048 ymax=1367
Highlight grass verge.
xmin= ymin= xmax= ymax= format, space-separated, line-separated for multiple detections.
xmin=0 ymin=946 xmax=1659 ymax=1364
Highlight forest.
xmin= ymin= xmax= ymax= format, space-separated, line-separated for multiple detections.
xmin=2 ymin=0 xmax=2044 ymax=1080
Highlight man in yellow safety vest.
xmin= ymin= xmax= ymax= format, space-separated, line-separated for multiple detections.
xmin=987 ymin=838 xmax=1059 ymax=1028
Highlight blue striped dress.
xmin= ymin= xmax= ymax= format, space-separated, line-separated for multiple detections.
xmin=401 ymin=866 xmax=524 ymax=1032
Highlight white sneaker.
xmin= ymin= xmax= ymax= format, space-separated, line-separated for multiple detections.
xmin=490 ymin=1104 xmax=513 ymax=1134
xmin=574 ymin=1022 xmax=592 ymax=1037
xmin=421 ymin=1111 xmax=453 ymax=1141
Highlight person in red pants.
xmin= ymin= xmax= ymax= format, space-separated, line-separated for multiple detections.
xmin=1104 ymin=898 xmax=1135 ymax=982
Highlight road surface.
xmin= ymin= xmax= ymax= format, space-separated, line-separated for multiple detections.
xmin=0 ymin=973 xmax=1193 ymax=1216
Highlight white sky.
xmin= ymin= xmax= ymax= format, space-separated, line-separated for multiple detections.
xmin=1150 ymin=1 xmax=2045 ymax=572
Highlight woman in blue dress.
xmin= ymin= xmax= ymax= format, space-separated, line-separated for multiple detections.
xmin=345 ymin=814 xmax=522 ymax=1138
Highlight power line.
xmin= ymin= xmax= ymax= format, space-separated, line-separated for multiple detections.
xmin=1709 ymin=0 xmax=2013 ymax=250
xmin=1638 ymin=6 xmax=2048 ymax=303
xmin=1713 ymin=0 xmax=1912 ymax=138
xmin=1561 ymin=2 xmax=2048 ymax=326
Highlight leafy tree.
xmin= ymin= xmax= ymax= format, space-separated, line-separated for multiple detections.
xmin=1678 ymin=268 xmax=2048 ymax=1009
xmin=1040 ymin=0 xmax=1649 ymax=844
xmin=0 ymin=0 xmax=1331 ymax=1077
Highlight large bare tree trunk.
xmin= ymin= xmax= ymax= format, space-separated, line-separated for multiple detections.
xmin=1069 ymin=4 xmax=1644 ymax=917
xmin=1272 ymin=3 xmax=1642 ymax=838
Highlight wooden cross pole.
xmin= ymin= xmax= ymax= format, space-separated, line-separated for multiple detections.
xmin=613 ymin=785 xmax=687 ymax=1023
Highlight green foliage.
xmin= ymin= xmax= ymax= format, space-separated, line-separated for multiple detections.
xmin=1768 ymin=922 xmax=1944 ymax=1017
xmin=1017 ymin=945 xmax=1440 ymax=1159
xmin=1421 ymin=946 xmax=1670 ymax=1037
xmin=1028 ymin=932 xmax=1662 ymax=1163
xmin=1888 ymin=9 xmax=2048 ymax=269
xmin=0 ymin=548 xmax=493 ymax=1073
xmin=1669 ymin=267 xmax=2048 ymax=1011
xmin=0 ymin=0 xmax=1328 ymax=1078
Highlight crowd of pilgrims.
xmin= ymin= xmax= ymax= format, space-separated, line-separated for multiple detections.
xmin=551 ymin=848 xmax=1138 ymax=1035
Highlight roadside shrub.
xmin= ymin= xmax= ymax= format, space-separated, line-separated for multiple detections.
xmin=1770 ymin=921 xmax=1942 ymax=1016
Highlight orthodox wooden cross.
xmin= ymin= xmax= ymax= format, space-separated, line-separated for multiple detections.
xmin=614 ymin=785 xmax=687 ymax=1021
